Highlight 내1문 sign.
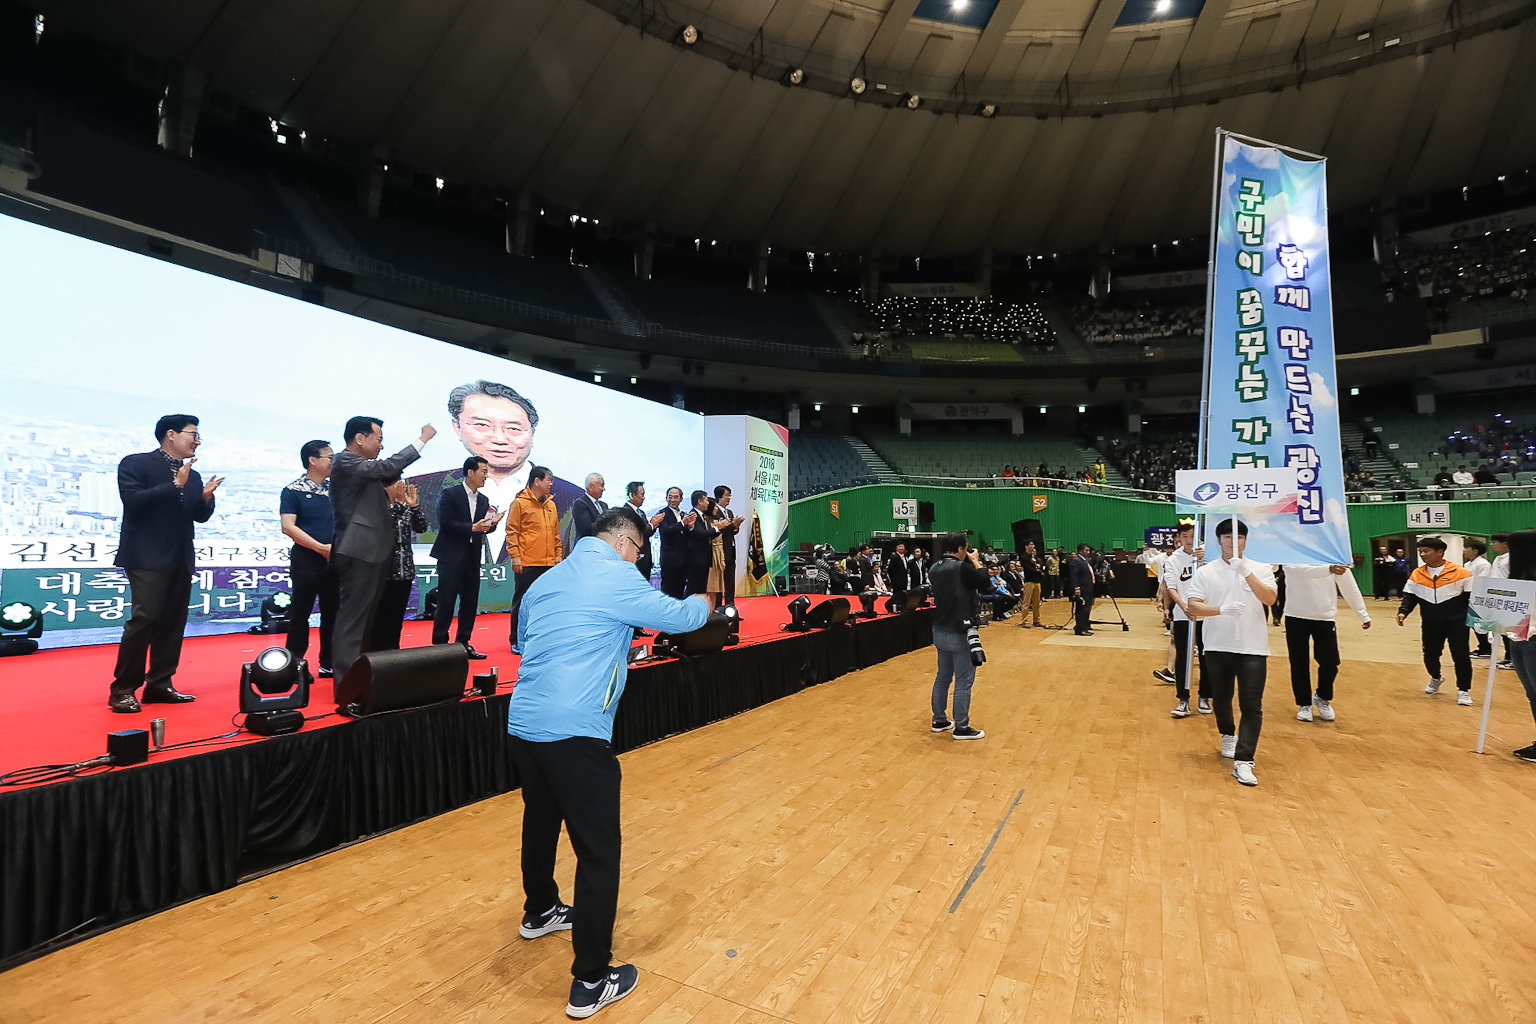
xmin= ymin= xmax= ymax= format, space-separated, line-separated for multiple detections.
xmin=1469 ymin=575 xmax=1535 ymax=753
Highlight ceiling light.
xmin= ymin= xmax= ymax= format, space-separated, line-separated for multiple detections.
xmin=976 ymin=102 xmax=997 ymax=117
xmin=782 ymin=66 xmax=804 ymax=86
xmin=435 ymin=177 xmax=444 ymax=191
xmin=814 ymin=403 xmax=822 ymax=412
xmin=1155 ymin=0 xmax=1171 ymax=11
xmin=1039 ymin=406 xmax=1047 ymax=414
xmin=852 ymin=405 xmax=861 ymax=414
xmin=902 ymin=93 xmax=922 ymax=110
xmin=594 ymin=373 xmax=603 ymax=383
xmin=952 ymin=0 xmax=969 ymax=8
xmin=850 ymin=77 xmax=867 ymax=94
xmin=1077 ymin=404 xmax=1087 ymax=413
xmin=680 ymin=24 xmax=699 ymax=45
xmin=630 ymin=376 xmax=638 ymax=384
xmin=1356 ymin=30 xmax=1371 ymax=40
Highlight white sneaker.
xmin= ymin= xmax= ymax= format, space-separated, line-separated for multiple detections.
xmin=1232 ymin=760 xmax=1258 ymax=786
xmin=1197 ymin=697 xmax=1213 ymax=715
xmin=1457 ymin=690 xmax=1474 ymax=706
xmin=1171 ymin=700 xmax=1190 ymax=718
xmin=1296 ymin=705 xmax=1314 ymax=722
xmin=1425 ymin=677 xmax=1443 ymax=694
xmin=1312 ymin=696 xmax=1335 ymax=721
xmin=1220 ymin=735 xmax=1237 ymax=759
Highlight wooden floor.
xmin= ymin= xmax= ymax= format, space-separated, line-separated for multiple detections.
xmin=5 ymin=597 xmax=1536 ymax=1024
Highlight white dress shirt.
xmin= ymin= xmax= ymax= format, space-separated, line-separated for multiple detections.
xmin=479 ymin=464 xmax=532 ymax=558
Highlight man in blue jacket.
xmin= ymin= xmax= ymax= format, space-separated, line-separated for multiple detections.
xmin=508 ymin=509 xmax=709 ymax=1018
xmin=109 ymin=414 xmax=224 ymax=712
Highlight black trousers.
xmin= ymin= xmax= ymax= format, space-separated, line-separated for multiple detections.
xmin=511 ymin=735 xmax=622 ymax=983
xmin=1074 ymin=593 xmax=1094 ymax=633
xmin=1421 ymin=614 xmax=1473 ymax=690
xmin=111 ymin=568 xmax=192 ymax=697
xmin=370 ymin=578 xmax=414 ymax=651
xmin=1172 ymin=619 xmax=1212 ymax=701
xmin=508 ymin=565 xmax=551 ymax=645
xmin=432 ymin=556 xmax=481 ymax=645
xmin=659 ymin=561 xmax=686 ymax=599
xmin=1285 ymin=617 xmax=1339 ymax=704
xmin=1205 ymin=650 xmax=1267 ymax=762
xmin=332 ymin=554 xmax=390 ymax=685
xmin=285 ymin=545 xmax=337 ymax=671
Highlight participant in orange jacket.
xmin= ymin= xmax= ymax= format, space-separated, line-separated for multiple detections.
xmin=506 ymin=466 xmax=563 ymax=650
xmin=1396 ymin=536 xmax=1475 ymax=703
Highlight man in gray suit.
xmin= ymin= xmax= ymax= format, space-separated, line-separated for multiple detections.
xmin=330 ymin=415 xmax=437 ymax=685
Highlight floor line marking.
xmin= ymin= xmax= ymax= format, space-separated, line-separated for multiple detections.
xmin=949 ymin=788 xmax=1026 ymax=914
xmin=702 ymin=741 xmax=767 ymax=772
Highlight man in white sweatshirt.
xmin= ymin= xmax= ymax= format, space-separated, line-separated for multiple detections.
xmin=1280 ymin=563 xmax=1371 ymax=722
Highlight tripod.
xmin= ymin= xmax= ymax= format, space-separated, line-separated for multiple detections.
xmin=1086 ymin=587 xmax=1131 ymax=632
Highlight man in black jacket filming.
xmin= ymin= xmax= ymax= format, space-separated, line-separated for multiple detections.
xmin=929 ymin=533 xmax=990 ymax=740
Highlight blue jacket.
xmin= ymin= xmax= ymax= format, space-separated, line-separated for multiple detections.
xmin=114 ymin=451 xmax=215 ymax=572
xmin=508 ymin=536 xmax=710 ymax=742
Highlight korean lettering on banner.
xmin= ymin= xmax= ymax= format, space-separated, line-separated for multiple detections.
xmin=0 ymin=565 xmax=293 ymax=633
xmin=1203 ymin=133 xmax=1352 ymax=565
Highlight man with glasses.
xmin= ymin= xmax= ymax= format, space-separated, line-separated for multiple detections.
xmin=109 ymin=414 xmax=224 ymax=712
xmin=508 ymin=509 xmax=709 ymax=1017
xmin=281 ymin=439 xmax=338 ymax=677
xmin=412 ymin=380 xmax=581 ymax=562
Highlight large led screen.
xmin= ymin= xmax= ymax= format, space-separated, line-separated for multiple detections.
xmin=0 ymin=212 xmax=706 ymax=647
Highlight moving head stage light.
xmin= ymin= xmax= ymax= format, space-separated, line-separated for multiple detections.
xmin=787 ymin=597 xmax=851 ymax=631
xmin=248 ymin=591 xmax=291 ymax=634
xmin=654 ymin=606 xmax=739 ymax=657
xmin=885 ymin=589 xmax=928 ymax=614
xmin=1 ymin=601 xmax=43 ymax=656
xmin=240 ymin=646 xmax=312 ymax=735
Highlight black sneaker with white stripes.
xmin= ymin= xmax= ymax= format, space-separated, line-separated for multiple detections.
xmin=567 ymin=963 xmax=639 ymax=1018
xmin=519 ymin=901 xmax=573 ymax=939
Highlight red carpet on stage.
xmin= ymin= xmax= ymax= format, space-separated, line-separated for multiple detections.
xmin=0 ymin=595 xmax=885 ymax=787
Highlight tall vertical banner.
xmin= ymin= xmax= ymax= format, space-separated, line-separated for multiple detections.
xmin=703 ymin=416 xmax=790 ymax=596
xmin=1200 ymin=131 xmax=1353 ymax=565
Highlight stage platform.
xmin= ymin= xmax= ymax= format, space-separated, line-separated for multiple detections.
xmin=0 ymin=595 xmax=934 ymax=966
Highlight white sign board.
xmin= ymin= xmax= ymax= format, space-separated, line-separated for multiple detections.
xmin=1406 ymin=503 xmax=1450 ymax=529
xmin=1468 ymin=577 xmax=1535 ymax=641
xmin=893 ymin=498 xmax=917 ymax=520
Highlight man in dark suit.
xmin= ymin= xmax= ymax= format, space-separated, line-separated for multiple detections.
xmin=109 ymin=414 xmax=224 ymax=712
xmin=431 ymin=455 xmax=501 ymax=657
xmin=572 ymin=473 xmax=609 ymax=542
xmin=1068 ymin=543 xmax=1098 ymax=636
xmin=615 ymin=481 xmax=663 ymax=581
xmin=657 ymin=486 xmax=691 ymax=598
xmin=683 ymin=489 xmax=720 ymax=602
xmin=888 ymin=542 xmax=911 ymax=592
xmin=712 ymin=485 xmax=745 ymax=608
xmin=331 ymin=416 xmax=436 ymax=686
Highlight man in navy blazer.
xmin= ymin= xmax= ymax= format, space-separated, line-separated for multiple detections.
xmin=431 ymin=456 xmax=502 ymax=656
xmin=571 ymin=473 xmax=609 ymax=542
xmin=1068 ymin=543 xmax=1098 ymax=636
xmin=109 ymin=414 xmax=224 ymax=713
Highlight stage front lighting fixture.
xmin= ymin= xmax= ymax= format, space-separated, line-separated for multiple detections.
xmin=720 ymin=603 xmax=742 ymax=644
xmin=902 ymin=93 xmax=922 ymax=110
xmin=679 ymin=24 xmax=700 ymax=45
xmin=850 ymin=77 xmax=867 ymax=95
xmin=782 ymin=66 xmax=804 ymax=87
xmin=805 ymin=598 xmax=851 ymax=629
xmin=655 ymin=609 xmax=736 ymax=656
xmin=857 ymin=592 xmax=879 ymax=618
xmin=0 ymin=600 xmax=43 ymax=656
xmin=240 ymin=646 xmax=312 ymax=735
xmin=250 ymin=591 xmax=292 ymax=634
xmin=885 ymin=589 xmax=927 ymax=614
xmin=787 ymin=595 xmax=812 ymax=631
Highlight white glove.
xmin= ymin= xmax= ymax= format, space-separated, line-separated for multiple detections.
xmin=1229 ymin=558 xmax=1252 ymax=578
xmin=1219 ymin=601 xmax=1245 ymax=616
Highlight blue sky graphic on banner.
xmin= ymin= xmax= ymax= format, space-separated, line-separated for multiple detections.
xmin=1202 ymin=134 xmax=1352 ymax=565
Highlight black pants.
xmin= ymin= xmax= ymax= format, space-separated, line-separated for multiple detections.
xmin=511 ymin=735 xmax=622 ymax=983
xmin=1172 ymin=619 xmax=1212 ymax=701
xmin=1286 ymin=617 xmax=1339 ymax=704
xmin=1074 ymin=593 xmax=1094 ymax=633
xmin=1475 ymin=630 xmax=1492 ymax=656
xmin=1421 ymin=614 xmax=1472 ymax=690
xmin=1205 ymin=650 xmax=1266 ymax=762
xmin=332 ymin=554 xmax=390 ymax=684
xmin=432 ymin=556 xmax=481 ymax=645
xmin=285 ymin=545 xmax=337 ymax=671
xmin=370 ymin=578 xmax=414 ymax=651
xmin=509 ymin=565 xmax=551 ymax=646
xmin=659 ymin=562 xmax=686 ymax=599
xmin=111 ymin=568 xmax=192 ymax=698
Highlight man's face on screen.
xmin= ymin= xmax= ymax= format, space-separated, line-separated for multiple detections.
xmin=453 ymin=394 xmax=534 ymax=473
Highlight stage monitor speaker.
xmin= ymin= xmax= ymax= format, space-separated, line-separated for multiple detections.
xmin=656 ymin=610 xmax=735 ymax=656
xmin=885 ymin=589 xmax=926 ymax=614
xmin=335 ymin=644 xmax=469 ymax=716
xmin=107 ymin=729 xmax=149 ymax=766
xmin=805 ymin=597 xmax=850 ymax=629
xmin=1010 ymin=517 xmax=1045 ymax=556
xmin=917 ymin=501 xmax=935 ymax=527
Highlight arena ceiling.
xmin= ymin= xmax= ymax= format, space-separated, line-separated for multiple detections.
xmin=37 ymin=0 xmax=1536 ymax=255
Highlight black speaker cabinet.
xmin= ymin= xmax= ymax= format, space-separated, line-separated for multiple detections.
xmin=335 ymin=644 xmax=469 ymax=715
xmin=1010 ymin=517 xmax=1045 ymax=557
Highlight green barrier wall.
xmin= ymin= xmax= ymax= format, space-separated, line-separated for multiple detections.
xmin=788 ymin=485 xmax=1536 ymax=594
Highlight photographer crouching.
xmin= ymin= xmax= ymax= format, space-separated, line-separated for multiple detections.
xmin=929 ymin=534 xmax=990 ymax=740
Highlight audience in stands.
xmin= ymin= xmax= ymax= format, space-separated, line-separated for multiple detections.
xmin=848 ymin=294 xmax=1056 ymax=349
xmin=1385 ymin=227 xmax=1536 ymax=323
xmin=1069 ymin=294 xmax=1205 ymax=346
xmin=1102 ymin=434 xmax=1195 ymax=494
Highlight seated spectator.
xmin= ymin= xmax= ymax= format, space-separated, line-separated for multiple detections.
xmin=1433 ymin=465 xmax=1455 ymax=489
xmin=1474 ymin=461 xmax=1499 ymax=485
xmin=1452 ymin=464 xmax=1476 ymax=486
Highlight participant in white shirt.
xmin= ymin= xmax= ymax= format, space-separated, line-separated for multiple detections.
xmin=1280 ymin=563 xmax=1370 ymax=722
xmin=1451 ymin=466 xmax=1476 ymax=487
xmin=1491 ymin=532 xmax=1515 ymax=670
xmin=1186 ymin=519 xmax=1278 ymax=788
xmin=1160 ymin=524 xmax=1212 ymax=717
xmin=1466 ymin=538 xmax=1495 ymax=659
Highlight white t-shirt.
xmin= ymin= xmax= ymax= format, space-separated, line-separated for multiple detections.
xmin=1280 ymin=564 xmax=1370 ymax=623
xmin=1187 ymin=557 xmax=1276 ymax=656
xmin=1492 ymin=552 xmax=1510 ymax=580
xmin=1161 ymin=548 xmax=1199 ymax=622
xmin=1468 ymin=554 xmax=1491 ymax=578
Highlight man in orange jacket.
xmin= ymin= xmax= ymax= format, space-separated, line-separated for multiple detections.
xmin=506 ymin=466 xmax=563 ymax=651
